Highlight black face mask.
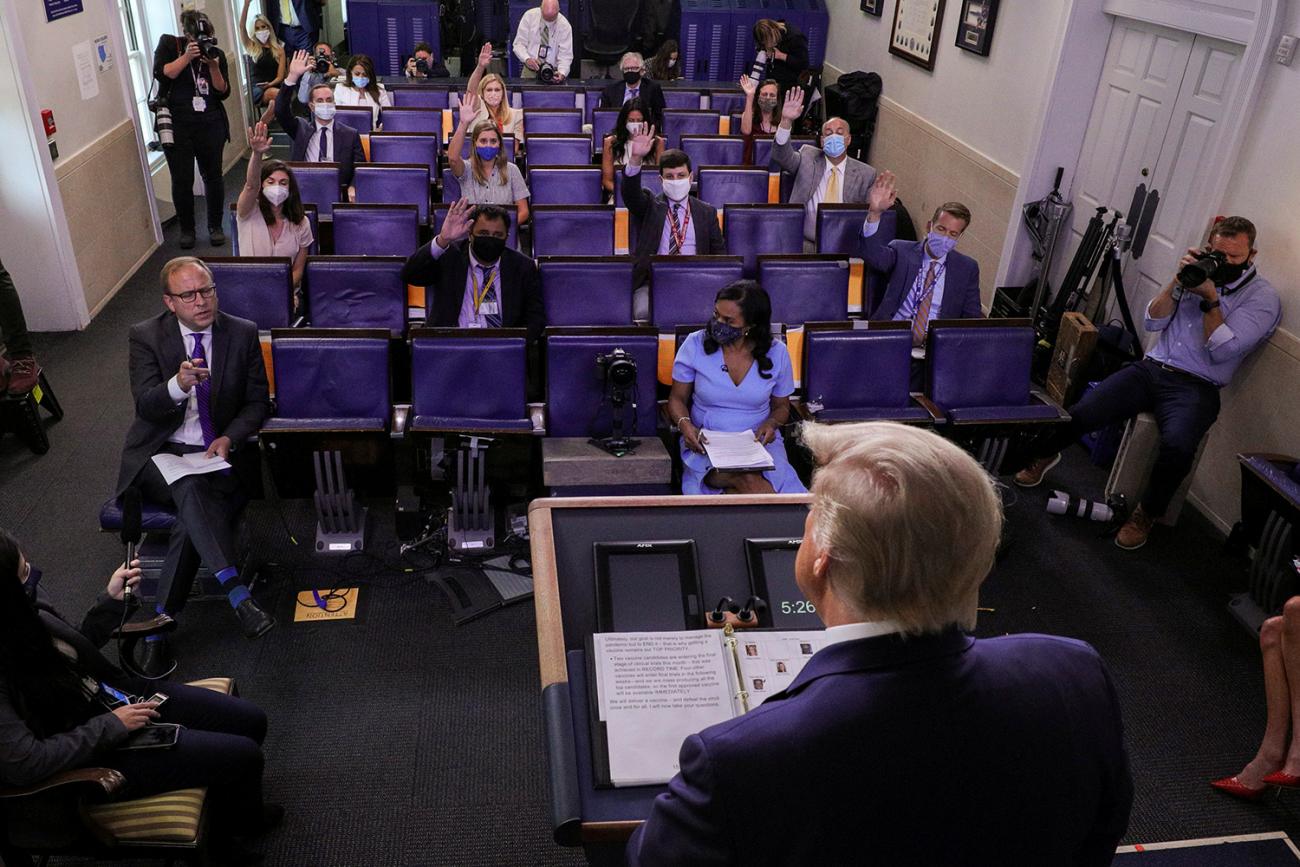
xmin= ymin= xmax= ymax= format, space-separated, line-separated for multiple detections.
xmin=623 ymin=70 xmax=642 ymax=85
xmin=471 ymin=234 xmax=506 ymax=264
xmin=1214 ymin=258 xmax=1251 ymax=287
xmin=23 ymin=564 xmax=43 ymax=599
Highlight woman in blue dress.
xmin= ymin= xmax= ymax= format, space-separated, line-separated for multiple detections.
xmin=667 ymin=281 xmax=807 ymax=495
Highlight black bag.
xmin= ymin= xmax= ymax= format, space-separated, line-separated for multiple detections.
xmin=824 ymin=71 xmax=882 ymax=162
xmin=1085 ymin=323 xmax=1141 ymax=383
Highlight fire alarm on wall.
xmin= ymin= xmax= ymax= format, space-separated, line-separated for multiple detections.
xmin=41 ymin=109 xmax=56 ymax=137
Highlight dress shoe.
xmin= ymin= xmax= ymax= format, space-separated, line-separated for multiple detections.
xmin=139 ymin=637 xmax=177 ymax=679
xmin=1262 ymin=770 xmax=1300 ymax=787
xmin=210 ymin=227 xmax=227 ymax=246
xmin=179 ymin=231 xmax=196 ymax=250
xmin=1210 ymin=775 xmax=1267 ymax=800
xmin=1013 ymin=453 xmax=1060 ymax=488
xmin=234 ymin=597 xmax=275 ymax=639
xmin=1116 ymin=504 xmax=1155 ymax=550
xmin=5 ymin=354 xmax=41 ymax=395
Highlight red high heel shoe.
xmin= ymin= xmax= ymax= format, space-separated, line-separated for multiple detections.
xmin=1262 ymin=770 xmax=1300 ymax=788
xmin=1210 ymin=776 xmax=1267 ymax=801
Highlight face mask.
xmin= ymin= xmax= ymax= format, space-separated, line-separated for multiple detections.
xmin=668 ymin=58 xmax=676 ymax=68
xmin=484 ymin=90 xmax=503 ymax=107
xmin=1214 ymin=258 xmax=1251 ymax=287
xmin=626 ymin=121 xmax=645 ymax=135
xmin=255 ymin=29 xmax=271 ymax=44
xmin=926 ymin=231 xmax=959 ymax=258
xmin=313 ymin=102 xmax=336 ymax=121
xmin=352 ymin=75 xmax=370 ymax=89
xmin=662 ymin=177 xmax=691 ymax=202
xmin=471 ymin=234 xmax=506 ymax=263
xmin=475 ymin=145 xmax=500 ymax=162
xmin=758 ymin=98 xmax=778 ymax=112
xmin=262 ymin=184 xmax=290 ymax=206
xmin=708 ymin=318 xmax=744 ymax=346
xmin=822 ymin=134 xmax=846 ymax=159
xmin=623 ymin=69 xmax=642 ymax=85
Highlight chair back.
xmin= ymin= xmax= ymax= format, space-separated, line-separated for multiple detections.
xmin=334 ymin=106 xmax=373 ymax=135
xmin=430 ymin=203 xmax=521 ymax=251
xmin=804 ymin=324 xmax=918 ymax=419
xmin=410 ymin=329 xmax=530 ymax=431
xmin=592 ymin=107 xmax=622 ymax=151
xmin=379 ymin=106 xmax=442 ymax=134
xmin=662 ymin=109 xmax=719 ymax=148
xmin=648 ymin=256 xmax=744 ymax=328
xmin=526 ymin=134 xmax=592 ymax=166
xmin=926 ymin=320 xmax=1037 ymax=409
xmin=753 ymin=135 xmax=816 ymax=169
xmin=532 ymin=205 xmax=615 ymax=256
xmin=724 ymin=204 xmax=804 ymax=276
xmin=680 ymin=135 xmax=744 ymax=170
xmin=707 ymin=89 xmax=745 ymax=117
xmin=389 ymin=86 xmax=452 ymax=109
xmin=697 ymin=167 xmax=769 ymax=208
xmin=523 ymin=109 xmax=583 ymax=135
xmin=458 ymin=135 xmax=517 ymax=162
xmin=545 ymin=328 xmax=659 ymax=437
xmin=353 ymin=164 xmax=430 ymax=223
xmin=303 ymin=256 xmax=407 ymax=336
xmin=815 ymin=204 xmax=871 ymax=255
xmin=286 ymin=162 xmax=342 ymax=218
xmin=584 ymin=87 xmax=605 ymax=125
xmin=529 ymin=166 xmax=603 ymax=204
xmin=204 ymin=257 xmax=293 ymax=329
xmin=441 ymin=167 xmax=461 ymax=203
xmin=759 ymin=255 xmax=850 ymax=326
xmin=612 ymin=167 xmax=664 ymax=207
xmin=539 ymin=258 xmax=635 ymax=325
xmin=664 ymin=89 xmax=703 ymax=110
xmin=368 ymin=133 xmax=440 ymax=179
xmin=331 ymin=204 xmax=420 ymax=257
xmin=270 ymin=330 xmax=391 ymax=425
xmin=521 ymin=88 xmax=580 ymax=109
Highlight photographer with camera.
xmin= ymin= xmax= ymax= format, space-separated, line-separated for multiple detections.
xmin=295 ymin=41 xmax=341 ymax=105
xmin=152 ymin=9 xmax=232 ymax=251
xmin=404 ymin=41 xmax=450 ymax=79
xmin=1015 ymin=216 xmax=1282 ymax=550
xmin=513 ymin=0 xmax=572 ymax=83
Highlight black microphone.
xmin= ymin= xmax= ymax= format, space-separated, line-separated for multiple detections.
xmin=120 ymin=487 xmax=143 ymax=601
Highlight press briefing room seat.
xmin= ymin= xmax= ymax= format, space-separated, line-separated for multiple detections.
xmin=708 ymin=89 xmax=745 ymax=119
xmin=1231 ymin=453 xmax=1300 ymax=633
xmin=662 ymin=109 xmax=720 ymax=149
xmin=583 ymin=87 xmax=604 ymax=125
xmin=801 ymin=322 xmax=937 ymax=424
xmin=680 ymin=135 xmax=744 ymax=170
xmin=457 ymin=135 xmax=518 ymax=162
xmin=649 ymin=256 xmax=745 ymax=329
xmin=697 ymin=167 xmax=771 ymax=209
xmin=612 ymin=167 xmax=663 ymax=207
xmin=523 ymin=109 xmax=584 ymax=136
xmin=302 ymin=256 xmax=407 ymax=336
xmin=388 ymin=86 xmax=452 ymax=109
xmin=543 ymin=328 xmax=660 ymax=438
xmin=525 ymin=134 xmax=592 ymax=166
xmin=532 ymin=205 xmax=615 ymax=257
xmin=592 ymin=107 xmax=621 ymax=151
xmin=331 ymin=204 xmax=420 ymax=257
xmin=429 ymin=203 xmax=521 ymax=252
xmin=538 ymin=258 xmax=635 ymax=326
xmin=408 ymin=329 xmax=532 ymax=434
xmin=286 ymin=162 xmax=342 ymax=218
xmin=752 ymin=135 xmax=817 ymax=170
xmin=758 ymin=255 xmax=851 ymax=326
xmin=353 ymin=163 xmax=431 ymax=223
xmin=202 ymin=257 xmax=294 ymax=329
xmin=334 ymin=106 xmax=373 ymax=135
xmin=725 ymin=204 xmax=804 ymax=277
xmin=663 ymin=89 xmax=704 ymax=111
xmin=529 ymin=166 xmax=603 ymax=205
xmin=925 ymin=319 xmax=1067 ymax=427
xmin=817 ymin=203 xmax=895 ymax=315
xmin=368 ymin=133 xmax=439 ymax=181
xmin=378 ymin=106 xmax=443 ymax=134
xmin=521 ymin=88 xmax=580 ymax=109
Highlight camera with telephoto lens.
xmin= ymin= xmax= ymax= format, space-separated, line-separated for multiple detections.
xmin=149 ymin=105 xmax=174 ymax=150
xmin=187 ymin=14 xmax=220 ymax=60
xmin=1177 ymin=249 xmax=1228 ymax=288
xmin=596 ymin=349 xmax=637 ymax=393
xmin=537 ymin=61 xmax=558 ymax=83
xmin=313 ymin=51 xmax=332 ymax=75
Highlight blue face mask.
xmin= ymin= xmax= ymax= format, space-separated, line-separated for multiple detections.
xmin=475 ymin=145 xmax=500 ymax=162
xmin=822 ymin=133 xmax=846 ymax=159
xmin=23 ymin=564 xmax=42 ymax=597
xmin=926 ymin=231 xmax=959 ymax=258
xmin=708 ymin=318 xmax=745 ymax=346
xmin=352 ymin=75 xmax=370 ymax=89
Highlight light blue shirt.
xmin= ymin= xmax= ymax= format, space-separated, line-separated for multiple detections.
xmin=1144 ymin=266 xmax=1281 ymax=387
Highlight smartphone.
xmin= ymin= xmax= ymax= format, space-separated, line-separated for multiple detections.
xmin=119 ymin=723 xmax=182 ymax=751
xmin=145 ymin=692 xmax=169 ymax=708
xmin=99 ymin=682 xmax=133 ymax=709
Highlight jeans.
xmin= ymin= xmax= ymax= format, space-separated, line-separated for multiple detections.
xmin=163 ymin=118 xmax=227 ymax=234
xmin=0 ymin=257 xmax=32 ymax=357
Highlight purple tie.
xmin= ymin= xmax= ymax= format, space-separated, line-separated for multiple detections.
xmin=190 ymin=332 xmax=215 ymax=447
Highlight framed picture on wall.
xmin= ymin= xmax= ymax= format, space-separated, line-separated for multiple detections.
xmin=889 ymin=0 xmax=946 ymax=71
xmin=860 ymin=0 xmax=884 ymax=17
xmin=955 ymin=0 xmax=999 ymax=56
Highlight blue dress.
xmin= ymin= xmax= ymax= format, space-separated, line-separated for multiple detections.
xmin=673 ymin=330 xmax=807 ymax=495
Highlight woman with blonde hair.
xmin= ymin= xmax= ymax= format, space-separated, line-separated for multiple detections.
xmin=448 ymin=93 xmax=531 ymax=223
xmin=462 ymin=42 xmax=525 ymax=141
xmin=239 ymin=0 xmax=285 ymax=124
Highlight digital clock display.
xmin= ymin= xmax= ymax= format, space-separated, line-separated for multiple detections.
xmin=745 ymin=539 xmax=823 ymax=630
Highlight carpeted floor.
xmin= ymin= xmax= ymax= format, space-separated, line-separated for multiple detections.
xmin=2 ymin=162 xmax=1299 ymax=865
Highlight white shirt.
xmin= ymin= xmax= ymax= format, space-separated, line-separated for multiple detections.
xmin=333 ymin=82 xmax=391 ymax=123
xmin=821 ymin=620 xmax=904 ymax=647
xmin=304 ymin=119 xmax=336 ymax=162
xmin=166 ymin=323 xmax=213 ymax=447
xmin=777 ymin=125 xmax=847 ymax=241
xmin=657 ymin=199 xmax=697 ymax=255
xmin=427 ymin=237 xmax=502 ymax=328
xmin=512 ymin=7 xmax=573 ymax=73
xmin=864 ymin=220 xmax=949 ymax=358
xmin=622 ymin=82 xmax=644 ymax=104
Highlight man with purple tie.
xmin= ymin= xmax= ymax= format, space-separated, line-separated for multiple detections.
xmin=116 ymin=258 xmax=272 ymax=676
xmin=628 ymin=422 xmax=1133 ymax=866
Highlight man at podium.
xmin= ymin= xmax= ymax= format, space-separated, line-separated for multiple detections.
xmin=628 ymin=422 xmax=1132 ymax=866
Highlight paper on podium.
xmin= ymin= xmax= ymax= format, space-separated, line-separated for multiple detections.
xmin=702 ymin=429 xmax=774 ymax=472
xmin=151 ymin=452 xmax=231 ymax=485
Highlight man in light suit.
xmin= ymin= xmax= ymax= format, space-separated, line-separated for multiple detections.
xmin=599 ymin=52 xmax=666 ymax=129
xmin=628 ymin=421 xmax=1133 ymax=866
xmin=623 ymin=131 xmax=726 ymax=320
xmin=277 ymin=50 xmax=366 ymax=191
xmin=771 ymin=88 xmax=876 ymax=248
xmin=117 ymin=258 xmax=273 ymax=676
xmin=862 ymin=170 xmax=983 ymax=389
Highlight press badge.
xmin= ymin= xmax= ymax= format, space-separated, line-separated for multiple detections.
xmin=479 ymin=301 xmax=500 ymax=316
xmin=196 ymin=78 xmax=210 ymax=95
xmin=192 ymin=96 xmax=207 ymax=112
xmin=539 ymin=45 xmax=549 ymax=59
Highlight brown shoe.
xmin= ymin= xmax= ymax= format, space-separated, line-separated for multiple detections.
xmin=1013 ymin=453 xmax=1061 ymax=488
xmin=1116 ymin=505 xmax=1155 ymax=550
xmin=5 ymin=354 xmax=40 ymax=395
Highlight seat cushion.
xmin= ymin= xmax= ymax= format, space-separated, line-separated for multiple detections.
xmin=1244 ymin=456 xmax=1300 ymax=507
xmin=185 ymin=677 xmax=235 ymax=695
xmin=815 ymin=406 xmax=932 ymax=423
xmin=85 ymin=787 xmax=206 ymax=844
xmin=261 ymin=417 xmax=386 ymax=432
xmin=947 ymin=403 xmax=1061 ymax=423
xmin=411 ymin=415 xmax=533 ymax=432
xmin=99 ymin=498 xmax=177 ymax=532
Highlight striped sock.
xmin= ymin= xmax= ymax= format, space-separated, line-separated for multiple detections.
xmin=215 ymin=566 xmax=250 ymax=609
xmin=146 ymin=603 xmax=169 ymax=642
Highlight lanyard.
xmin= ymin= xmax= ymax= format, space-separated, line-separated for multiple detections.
xmin=667 ymin=203 xmax=691 ymax=250
xmin=470 ymin=264 xmax=498 ymax=313
xmin=910 ymin=257 xmax=945 ymax=308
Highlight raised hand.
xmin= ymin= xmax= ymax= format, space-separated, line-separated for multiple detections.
xmin=628 ymin=124 xmax=657 ymax=162
xmin=438 ymin=198 xmax=474 ymax=245
xmin=868 ymin=170 xmax=897 ymax=216
xmin=288 ymin=49 xmax=312 ymax=80
xmin=739 ymin=75 xmax=757 ymax=97
xmin=478 ymin=42 xmax=493 ymax=69
xmin=248 ymin=122 xmax=272 ymax=154
xmin=459 ymin=90 xmax=480 ymax=126
xmin=780 ymin=88 xmax=804 ymax=123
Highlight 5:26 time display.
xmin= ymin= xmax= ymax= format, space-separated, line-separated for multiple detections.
xmin=780 ymin=600 xmax=816 ymax=615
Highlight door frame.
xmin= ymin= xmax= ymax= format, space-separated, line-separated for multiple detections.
xmin=996 ymin=0 xmax=1287 ymax=289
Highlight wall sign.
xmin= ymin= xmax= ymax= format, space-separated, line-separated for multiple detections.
xmin=955 ymin=0 xmax=999 ymax=56
xmin=44 ymin=0 xmax=84 ymax=22
xmin=889 ymin=0 xmax=946 ymax=71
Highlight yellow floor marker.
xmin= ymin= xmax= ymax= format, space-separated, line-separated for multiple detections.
xmin=293 ymin=588 xmax=360 ymax=623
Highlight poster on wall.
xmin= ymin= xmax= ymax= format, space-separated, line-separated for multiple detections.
xmin=44 ymin=0 xmax=84 ymax=22
xmin=860 ymin=0 xmax=885 ymax=17
xmin=889 ymin=0 xmax=946 ymax=71
xmin=955 ymin=0 xmax=999 ymax=56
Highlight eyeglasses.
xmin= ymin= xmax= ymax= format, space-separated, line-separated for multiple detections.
xmin=167 ymin=285 xmax=216 ymax=303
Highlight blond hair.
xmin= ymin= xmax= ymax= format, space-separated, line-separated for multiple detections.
xmin=476 ymin=73 xmax=514 ymax=129
xmin=799 ymin=422 xmax=1003 ymax=634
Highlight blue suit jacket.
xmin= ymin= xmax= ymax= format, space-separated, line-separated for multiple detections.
xmin=627 ymin=629 xmax=1132 ymax=866
xmin=273 ymin=85 xmax=365 ymax=187
xmin=865 ymin=230 xmax=983 ymax=321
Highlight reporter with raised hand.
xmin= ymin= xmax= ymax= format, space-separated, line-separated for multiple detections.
xmin=276 ymin=49 xmax=366 ymax=195
xmin=236 ymin=123 xmax=313 ymax=295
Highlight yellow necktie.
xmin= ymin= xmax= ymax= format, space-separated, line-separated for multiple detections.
xmin=825 ymin=166 xmax=841 ymax=204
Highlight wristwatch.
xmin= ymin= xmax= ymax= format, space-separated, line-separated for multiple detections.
xmin=1199 ymin=299 xmax=1221 ymax=313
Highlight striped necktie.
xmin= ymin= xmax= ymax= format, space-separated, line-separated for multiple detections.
xmin=479 ymin=265 xmax=501 ymax=327
xmin=668 ymin=204 xmax=683 ymax=255
xmin=190 ymin=332 xmax=216 ymax=447
xmin=911 ymin=261 xmax=939 ymax=347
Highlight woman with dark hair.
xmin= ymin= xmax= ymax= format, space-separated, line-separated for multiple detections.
xmin=739 ymin=75 xmax=782 ymax=165
xmin=666 ymin=281 xmax=806 ymax=495
xmin=235 ymin=123 xmax=313 ymax=291
xmin=601 ymin=98 xmax=663 ymax=197
xmin=647 ymin=40 xmax=681 ymax=81
xmin=0 ymin=528 xmax=279 ymax=848
xmin=333 ymin=53 xmax=391 ymax=123
xmin=752 ymin=19 xmax=809 ymax=91
xmin=449 ymin=93 xmax=532 ymax=223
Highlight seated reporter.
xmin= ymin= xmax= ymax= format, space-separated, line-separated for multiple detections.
xmin=599 ymin=52 xmax=665 ymax=129
xmin=464 ymin=43 xmax=525 ymax=141
xmin=0 ymin=529 xmax=280 ymax=847
xmin=449 ymin=93 xmax=531 ymax=224
xmin=235 ymin=123 xmax=313 ymax=295
xmin=628 ymin=423 xmax=1132 ymax=865
xmin=277 ymin=50 xmax=366 ymax=193
xmin=333 ymin=53 xmax=390 ymax=124
xmin=601 ymin=99 xmax=662 ymax=198
xmin=400 ymin=199 xmax=543 ymax=343
xmin=667 ymin=281 xmax=806 ymax=496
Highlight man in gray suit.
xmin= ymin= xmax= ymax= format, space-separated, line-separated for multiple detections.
xmin=771 ymin=88 xmax=877 ymax=248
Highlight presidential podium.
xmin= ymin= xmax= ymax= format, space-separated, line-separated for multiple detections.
xmin=529 ymin=495 xmax=812 ymax=865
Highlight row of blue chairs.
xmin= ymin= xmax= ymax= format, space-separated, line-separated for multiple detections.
xmin=380 ymin=83 xmax=744 ymax=116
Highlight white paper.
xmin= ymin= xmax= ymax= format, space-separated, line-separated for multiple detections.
xmin=94 ymin=35 xmax=113 ymax=72
xmin=151 ymin=452 xmax=231 ymax=485
xmin=702 ymin=429 xmax=774 ymax=471
xmin=73 ymin=40 xmax=98 ymax=100
xmin=733 ymin=631 xmax=828 ymax=706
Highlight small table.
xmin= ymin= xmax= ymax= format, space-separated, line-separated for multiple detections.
xmin=541 ymin=437 xmax=673 ymax=493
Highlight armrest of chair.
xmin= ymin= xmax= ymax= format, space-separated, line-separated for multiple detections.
xmin=657 ymin=399 xmax=675 ymax=431
xmin=1029 ymin=388 xmax=1071 ymax=422
xmin=911 ymin=394 xmax=946 ymax=424
xmin=529 ymin=402 xmax=547 ymax=436
xmin=0 ymin=768 xmax=125 ymax=801
xmin=392 ymin=403 xmax=412 ymax=439
xmin=110 ymin=613 xmax=177 ymax=641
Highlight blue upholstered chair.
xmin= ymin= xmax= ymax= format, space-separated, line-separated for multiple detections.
xmin=584 ymin=87 xmax=604 ymax=125
xmin=697 ymin=167 xmax=770 ymax=208
xmin=925 ymin=319 xmax=1067 ymax=425
xmin=752 ymin=135 xmax=816 ymax=170
xmin=759 ymin=255 xmax=851 ymax=326
xmin=815 ymin=204 xmax=870 ymax=255
xmin=664 ymin=89 xmax=703 ymax=110
xmin=331 ymin=204 xmax=420 ymax=257
xmin=802 ymin=322 xmax=937 ymax=424
xmin=662 ymin=109 xmax=719 ymax=149
xmin=457 ymin=135 xmax=517 ymax=162
xmin=203 ymin=257 xmax=294 ymax=329
xmin=334 ymin=106 xmax=373 ymax=135
xmin=303 ymin=256 xmax=407 ymax=336
xmin=368 ymin=133 xmax=439 ymax=180
xmin=409 ymin=329 xmax=531 ymax=433
xmin=441 ymin=167 xmax=461 ymax=203
xmin=648 ymin=256 xmax=745 ymax=328
xmin=529 ymin=166 xmax=603 ymax=204
xmin=532 ymin=206 xmax=615 ymax=257
xmin=612 ymin=167 xmax=664 ymax=206
xmin=725 ymin=204 xmax=804 ymax=277
xmin=523 ymin=108 xmax=583 ymax=136
xmin=389 ymin=86 xmax=452 ymax=109
xmin=286 ymin=162 xmax=342 ymax=219
xmin=378 ymin=106 xmax=442 ymax=134
xmin=264 ymin=330 xmax=391 ymax=432
xmin=544 ymin=327 xmax=659 ymax=437
xmin=430 ymin=203 xmax=520 ymax=251
xmin=353 ymin=164 xmax=430 ymax=223
xmin=592 ymin=107 xmax=621 ymax=152
xmin=708 ymin=89 xmax=745 ymax=118
xmin=538 ymin=258 xmax=635 ymax=326
xmin=521 ymin=88 xmax=580 ymax=109
xmin=680 ymin=135 xmax=745 ymax=170
xmin=526 ymin=134 xmax=592 ymax=166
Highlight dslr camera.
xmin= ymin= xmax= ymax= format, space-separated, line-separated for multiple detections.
xmin=312 ymin=51 xmax=332 ymax=75
xmin=414 ymin=56 xmax=431 ymax=75
xmin=1176 ymin=249 xmax=1228 ymax=289
xmin=537 ymin=61 xmax=558 ymax=83
xmin=596 ymin=349 xmax=638 ymax=393
xmin=186 ymin=15 xmax=220 ymax=60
